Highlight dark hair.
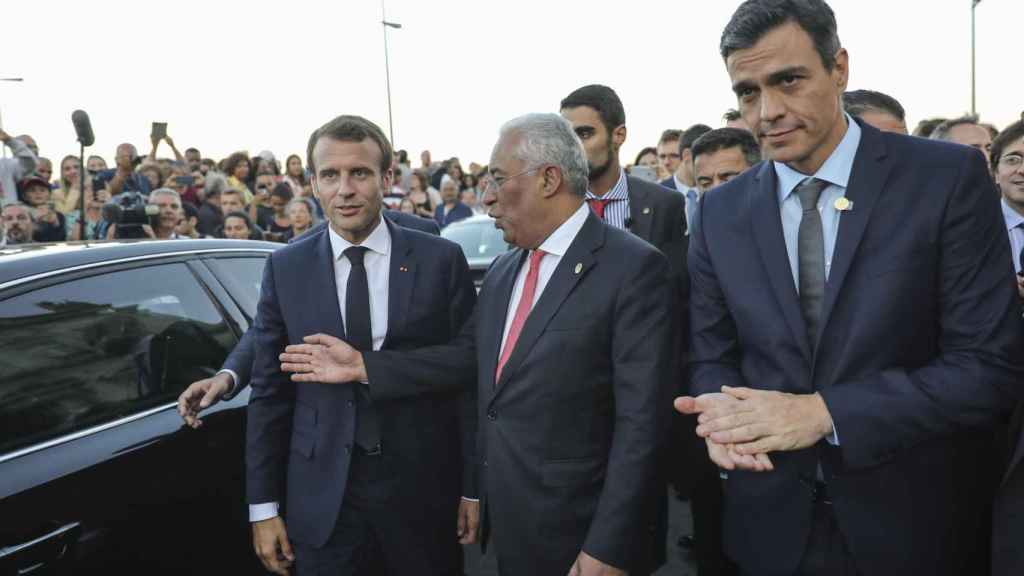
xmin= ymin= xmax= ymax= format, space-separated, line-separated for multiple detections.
xmin=200 ymin=158 xmax=217 ymax=170
xmin=691 ymin=128 xmax=763 ymax=168
xmin=223 ymin=152 xmax=251 ymax=179
xmin=306 ymin=114 xmax=393 ymax=176
xmin=271 ymin=182 xmax=294 ymax=203
xmin=721 ymin=0 xmax=841 ymax=71
xmin=397 ymin=149 xmax=409 ymax=164
xmin=223 ymin=210 xmax=254 ymax=231
xmin=913 ymin=118 xmax=947 ymax=138
xmin=842 ymin=90 xmax=905 ymax=122
xmin=659 ymin=129 xmax=683 ymax=146
xmin=181 ymin=201 xmax=199 ymax=220
xmin=411 ymin=169 xmax=430 ymax=192
xmin=184 ymin=147 xmax=200 ymax=156
xmin=284 ymin=154 xmax=307 ymax=184
xmin=990 ymin=120 xmax=1024 ymax=172
xmin=930 ymin=115 xmax=981 ymax=142
xmin=723 ymin=109 xmax=743 ymax=122
xmin=559 ymin=84 xmax=626 ymax=135
xmin=680 ymin=124 xmax=714 ymax=153
xmin=634 ymin=147 xmax=658 ymax=166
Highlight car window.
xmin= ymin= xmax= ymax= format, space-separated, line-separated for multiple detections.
xmin=0 ymin=263 xmax=237 ymax=455
xmin=442 ymin=220 xmax=509 ymax=260
xmin=205 ymin=257 xmax=267 ymax=320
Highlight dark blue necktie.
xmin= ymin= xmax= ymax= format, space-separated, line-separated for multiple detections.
xmin=344 ymin=246 xmax=380 ymax=451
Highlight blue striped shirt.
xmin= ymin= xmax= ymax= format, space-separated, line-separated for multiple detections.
xmin=586 ymin=168 xmax=631 ymax=230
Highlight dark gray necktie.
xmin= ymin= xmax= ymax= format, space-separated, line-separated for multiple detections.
xmin=796 ymin=178 xmax=829 ymax=349
xmin=344 ymin=246 xmax=380 ymax=451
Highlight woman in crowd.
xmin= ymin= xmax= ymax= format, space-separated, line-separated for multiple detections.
xmin=67 ymin=181 xmax=111 ymax=241
xmin=139 ymin=164 xmax=163 ymax=192
xmin=284 ymin=197 xmax=318 ymax=241
xmin=86 ymin=155 xmax=108 ymax=173
xmin=18 ymin=176 xmax=67 ymax=242
xmin=633 ymin=147 xmax=659 ymax=170
xmin=223 ymin=152 xmax=254 ymax=204
xmin=398 ymin=196 xmax=417 ymax=215
xmin=52 ymin=155 xmax=84 ymax=214
xmin=282 ymin=154 xmax=307 ymax=198
xmin=262 ymin=183 xmax=293 ymax=239
xmin=408 ymin=170 xmax=436 ymax=219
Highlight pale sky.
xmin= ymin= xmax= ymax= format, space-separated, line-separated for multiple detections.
xmin=2 ymin=0 xmax=1019 ymax=170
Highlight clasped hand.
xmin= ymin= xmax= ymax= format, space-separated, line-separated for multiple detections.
xmin=279 ymin=333 xmax=366 ymax=383
xmin=673 ymin=386 xmax=834 ymax=473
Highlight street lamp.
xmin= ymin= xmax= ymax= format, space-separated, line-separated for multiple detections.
xmin=971 ymin=0 xmax=980 ymax=115
xmin=381 ymin=0 xmax=402 ymax=145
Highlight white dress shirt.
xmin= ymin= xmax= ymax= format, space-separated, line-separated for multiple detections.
xmin=500 ymin=203 xmax=590 ymax=351
xmin=250 ymin=218 xmax=391 ymax=522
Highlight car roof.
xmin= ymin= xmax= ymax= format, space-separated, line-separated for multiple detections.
xmin=441 ymin=214 xmax=495 ymax=230
xmin=0 ymin=239 xmax=280 ymax=288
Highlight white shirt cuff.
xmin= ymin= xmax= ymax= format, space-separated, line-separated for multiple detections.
xmin=826 ymin=422 xmax=839 ymax=446
xmin=461 ymin=497 xmax=479 ymax=502
xmin=217 ymin=368 xmax=239 ymax=396
xmin=249 ymin=502 xmax=279 ymax=522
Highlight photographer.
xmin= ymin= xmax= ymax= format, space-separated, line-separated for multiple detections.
xmin=144 ymin=188 xmax=185 ymax=239
xmin=0 ymin=129 xmax=38 ymax=203
xmin=95 ymin=143 xmax=151 ymax=196
xmin=18 ymin=176 xmax=66 ymax=242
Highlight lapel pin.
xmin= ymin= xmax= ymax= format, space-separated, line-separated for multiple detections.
xmin=642 ymin=207 xmax=651 ymax=215
xmin=399 ymin=265 xmax=408 ymax=272
xmin=574 ymin=263 xmax=583 ymax=275
xmin=834 ymin=197 xmax=853 ymax=212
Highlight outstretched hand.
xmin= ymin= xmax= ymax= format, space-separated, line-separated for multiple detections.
xmin=280 ymin=333 xmax=367 ymax=383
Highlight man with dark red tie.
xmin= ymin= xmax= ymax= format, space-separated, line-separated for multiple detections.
xmin=280 ymin=113 xmax=674 ymax=576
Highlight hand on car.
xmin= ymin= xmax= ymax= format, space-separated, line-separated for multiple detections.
xmin=177 ymin=372 xmax=233 ymax=428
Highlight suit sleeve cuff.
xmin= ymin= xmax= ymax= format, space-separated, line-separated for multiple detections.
xmin=249 ymin=502 xmax=279 ymax=522
xmin=826 ymin=422 xmax=840 ymax=446
xmin=218 ymin=369 xmax=239 ymax=399
xmin=460 ymin=497 xmax=479 ymax=502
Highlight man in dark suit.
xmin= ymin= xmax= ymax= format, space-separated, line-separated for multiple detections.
xmin=281 ymin=113 xmax=674 ymax=575
xmin=176 ymin=209 xmax=439 ymax=423
xmin=559 ymin=84 xmax=685 ymax=574
xmin=244 ymin=114 xmax=477 ymax=576
xmin=674 ymin=2 xmax=1024 ymax=575
xmin=661 ymin=124 xmax=712 ymax=232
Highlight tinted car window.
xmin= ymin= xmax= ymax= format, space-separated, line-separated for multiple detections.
xmin=0 ymin=263 xmax=236 ymax=454
xmin=205 ymin=257 xmax=267 ymax=319
xmin=442 ymin=220 xmax=509 ymax=260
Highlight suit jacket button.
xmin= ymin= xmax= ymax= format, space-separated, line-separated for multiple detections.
xmin=345 ymin=444 xmax=352 ymax=453
xmin=347 ymin=400 xmax=354 ymax=407
xmin=487 ymin=411 xmax=497 ymax=421
xmin=483 ymin=459 xmax=488 ymax=467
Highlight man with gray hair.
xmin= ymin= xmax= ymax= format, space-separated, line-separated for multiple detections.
xmin=2 ymin=202 xmax=35 ymax=245
xmin=931 ymin=114 xmax=993 ymax=164
xmin=146 ymin=188 xmax=184 ymax=239
xmin=280 ymin=112 xmax=674 ymax=575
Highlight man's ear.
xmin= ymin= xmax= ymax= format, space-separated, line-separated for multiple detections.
xmin=612 ymin=124 xmax=627 ymax=150
xmin=541 ymin=165 xmax=563 ymax=198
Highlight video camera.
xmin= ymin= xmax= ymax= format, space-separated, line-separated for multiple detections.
xmin=102 ymin=191 xmax=159 ymax=239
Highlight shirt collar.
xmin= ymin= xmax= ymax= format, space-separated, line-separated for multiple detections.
xmin=775 ymin=113 xmax=862 ymax=203
xmin=673 ymin=174 xmax=692 ymax=196
xmin=536 ymin=202 xmax=590 ymax=258
xmin=586 ymin=168 xmax=629 ymax=201
xmin=327 ymin=215 xmax=391 ymax=261
xmin=1002 ymin=197 xmax=1024 ymax=231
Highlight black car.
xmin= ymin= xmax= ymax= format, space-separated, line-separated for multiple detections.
xmin=439 ymin=215 xmax=510 ymax=287
xmin=0 ymin=239 xmax=276 ymax=575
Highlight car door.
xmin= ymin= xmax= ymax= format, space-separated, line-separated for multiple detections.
xmin=0 ymin=259 xmax=255 ymax=575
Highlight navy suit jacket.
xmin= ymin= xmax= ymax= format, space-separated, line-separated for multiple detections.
xmin=689 ymin=119 xmax=1024 ymax=576
xmin=245 ymin=218 xmax=477 ymax=548
xmin=361 ymin=212 xmax=674 ymax=574
xmin=435 ymin=201 xmax=473 ymax=229
xmin=658 ymin=176 xmax=678 ymax=191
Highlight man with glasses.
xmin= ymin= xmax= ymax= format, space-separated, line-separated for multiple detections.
xmin=656 ymin=129 xmax=683 ymax=181
xmin=660 ymin=124 xmax=712 ymax=232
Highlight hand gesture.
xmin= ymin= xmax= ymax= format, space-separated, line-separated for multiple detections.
xmin=177 ymin=372 xmax=233 ymax=428
xmin=567 ymin=551 xmax=626 ymax=576
xmin=252 ymin=517 xmax=294 ymax=576
xmin=280 ymin=333 xmax=367 ymax=383
xmin=457 ymin=499 xmax=479 ymax=545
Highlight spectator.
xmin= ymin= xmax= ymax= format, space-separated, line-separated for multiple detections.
xmin=397 ymin=196 xmax=417 ymax=215
xmin=434 ymin=174 xmax=472 ymax=228
xmin=843 ymin=89 xmax=908 ymax=134
xmin=931 ymin=114 xmax=993 ymax=164
xmin=219 ymin=188 xmax=247 ymax=217
xmin=139 ymin=164 xmax=163 ymax=191
xmin=66 ymin=183 xmax=111 ymax=241
xmin=52 ymin=155 xmax=85 ymax=214
xmin=262 ymin=183 xmax=294 ymax=238
xmin=460 ymin=188 xmax=484 ymax=215
xmin=913 ymin=117 xmax=947 ymax=138
xmin=249 ymin=173 xmax=277 ymax=231
xmin=18 ymin=176 xmax=66 ymax=242
xmin=86 ymin=155 xmax=108 ymax=174
xmin=0 ymin=129 xmax=38 ymax=203
xmin=284 ymin=197 xmax=317 ymax=241
xmin=177 ymin=202 xmax=205 ymax=239
xmin=396 ymin=149 xmax=413 ymax=192
xmin=221 ymin=210 xmax=262 ymax=240
xmin=148 ymin=133 xmax=185 ymax=164
xmin=461 ymin=173 xmax=479 ymax=196
xmin=723 ymin=108 xmax=752 ymax=131
xmin=2 ymin=202 xmax=34 ymax=245
xmin=990 ymin=119 xmax=1024 ymax=287
xmin=692 ymin=127 xmax=762 ymax=193
xmin=96 ymin=143 xmax=151 ymax=196
xmin=199 ymin=158 xmax=217 ymax=175
xmin=255 ymin=151 xmax=280 ymax=176
xmin=146 ymin=188 xmax=184 ymax=239
xmin=282 ymin=154 xmax=307 ymax=198
xmin=633 ymin=146 xmax=660 ymax=172
xmin=34 ymin=157 xmax=54 ymax=186
xmin=223 ymin=152 xmax=254 ymax=204
xmin=408 ymin=169 xmax=438 ymax=219
xmin=197 ymin=173 xmax=227 ymax=236
xmin=657 ymin=129 xmax=684 ymax=180
xmin=184 ymin=147 xmax=201 ymax=170
xmin=661 ymin=124 xmax=712 ymax=195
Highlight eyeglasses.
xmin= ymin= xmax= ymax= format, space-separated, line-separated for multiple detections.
xmin=657 ymin=153 xmax=681 ymax=161
xmin=999 ymin=154 xmax=1023 ymax=169
xmin=485 ymin=167 xmax=540 ymax=191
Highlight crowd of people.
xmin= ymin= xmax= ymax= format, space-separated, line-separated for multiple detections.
xmin=6 ymin=0 xmax=1024 ymax=575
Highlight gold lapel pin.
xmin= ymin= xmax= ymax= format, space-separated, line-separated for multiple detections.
xmin=834 ymin=197 xmax=853 ymax=212
xmin=642 ymin=207 xmax=651 ymax=215
xmin=399 ymin=266 xmax=408 ymax=272
xmin=574 ymin=263 xmax=583 ymax=274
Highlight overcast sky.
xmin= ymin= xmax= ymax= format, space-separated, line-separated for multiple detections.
xmin=2 ymin=0 xmax=1019 ymax=169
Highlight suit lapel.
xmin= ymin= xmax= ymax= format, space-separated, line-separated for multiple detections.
xmin=490 ymin=213 xmax=602 ymax=403
xmin=814 ymin=121 xmax=891 ymax=354
xmin=311 ymin=229 xmax=346 ymax=340
xmin=751 ymin=162 xmax=812 ymax=363
xmin=627 ymin=176 xmax=654 ymax=242
xmin=480 ymin=250 xmax=525 ymax=391
xmin=382 ymin=219 xmax=414 ymax=348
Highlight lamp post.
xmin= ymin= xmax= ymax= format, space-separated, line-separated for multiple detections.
xmin=0 ymin=78 xmax=24 ymax=159
xmin=971 ymin=0 xmax=980 ymax=115
xmin=381 ymin=1 xmax=402 ymax=145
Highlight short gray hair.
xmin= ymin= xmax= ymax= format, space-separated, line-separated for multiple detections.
xmin=930 ymin=114 xmax=981 ymax=142
xmin=2 ymin=201 xmax=35 ymax=222
xmin=499 ymin=113 xmax=589 ymax=197
xmin=204 ymin=172 xmax=229 ymax=199
xmin=287 ymin=197 xmax=320 ymax=223
xmin=148 ymin=188 xmax=181 ymax=203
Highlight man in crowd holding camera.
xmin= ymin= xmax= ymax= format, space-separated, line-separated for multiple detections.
xmin=96 ymin=143 xmax=151 ymax=197
xmin=0 ymin=129 xmax=38 ymax=202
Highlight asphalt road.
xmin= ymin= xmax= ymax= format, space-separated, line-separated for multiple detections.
xmin=464 ymin=490 xmax=698 ymax=575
